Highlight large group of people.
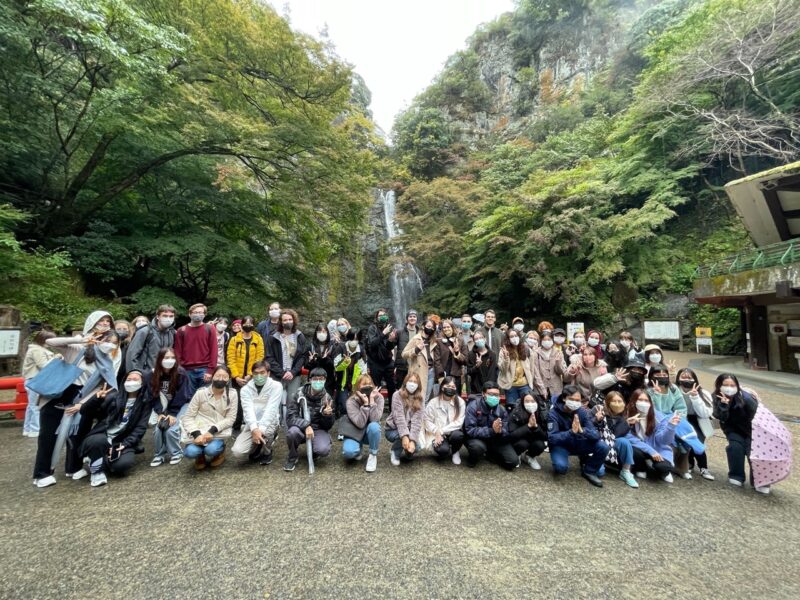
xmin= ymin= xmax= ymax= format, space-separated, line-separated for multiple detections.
xmin=20 ymin=303 xmax=776 ymax=494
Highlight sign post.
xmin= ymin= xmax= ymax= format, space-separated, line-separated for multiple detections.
xmin=643 ymin=320 xmax=683 ymax=352
xmin=695 ymin=327 xmax=713 ymax=355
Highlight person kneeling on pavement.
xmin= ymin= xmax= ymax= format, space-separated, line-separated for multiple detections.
xmin=180 ymin=366 xmax=238 ymax=470
xmin=231 ymin=361 xmax=282 ymax=466
xmin=78 ymin=370 xmax=150 ymax=487
xmin=339 ymin=374 xmax=384 ymax=472
xmin=464 ymin=381 xmax=518 ymax=470
xmin=547 ymin=385 xmax=609 ymax=487
xmin=284 ymin=368 xmax=335 ymax=472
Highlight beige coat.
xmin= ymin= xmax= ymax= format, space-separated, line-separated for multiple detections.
xmin=401 ymin=333 xmax=439 ymax=401
xmin=497 ymin=348 xmax=535 ymax=390
xmin=531 ymin=347 xmax=567 ymax=398
xmin=180 ymin=386 xmax=239 ymax=443
xmin=422 ymin=395 xmax=465 ymax=450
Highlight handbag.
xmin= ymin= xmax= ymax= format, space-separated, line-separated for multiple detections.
xmin=336 ymin=415 xmax=365 ymax=441
xmin=26 ymin=349 xmax=86 ymax=398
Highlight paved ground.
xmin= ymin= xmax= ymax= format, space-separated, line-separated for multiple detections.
xmin=0 ymin=351 xmax=798 ymax=599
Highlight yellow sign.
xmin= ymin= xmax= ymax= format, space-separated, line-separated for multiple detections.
xmin=695 ymin=327 xmax=712 ymax=337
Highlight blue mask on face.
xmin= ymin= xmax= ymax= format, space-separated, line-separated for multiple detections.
xmin=475 ymin=339 xmax=486 ymax=349
xmin=485 ymin=395 xmax=500 ymax=407
xmin=311 ymin=380 xmax=325 ymax=392
xmin=461 ymin=322 xmax=472 ymax=330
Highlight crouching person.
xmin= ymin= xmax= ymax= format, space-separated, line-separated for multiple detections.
xmin=79 ymin=370 xmax=150 ymax=487
xmin=231 ymin=361 xmax=282 ymax=465
xmin=284 ymin=368 xmax=335 ymax=472
xmin=339 ymin=374 xmax=384 ymax=472
xmin=548 ymin=385 xmax=609 ymax=487
xmin=464 ymin=381 xmax=518 ymax=471
xmin=507 ymin=393 xmax=548 ymax=471
xmin=181 ymin=366 xmax=238 ymax=470
xmin=385 ymin=373 xmax=425 ymax=466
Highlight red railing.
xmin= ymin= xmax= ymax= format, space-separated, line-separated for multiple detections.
xmin=0 ymin=377 xmax=27 ymax=420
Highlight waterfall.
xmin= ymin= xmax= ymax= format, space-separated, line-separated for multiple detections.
xmin=380 ymin=189 xmax=423 ymax=325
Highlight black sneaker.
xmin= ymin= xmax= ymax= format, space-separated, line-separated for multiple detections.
xmin=283 ymin=457 xmax=297 ymax=472
xmin=260 ymin=452 xmax=273 ymax=466
xmin=134 ymin=443 xmax=145 ymax=455
xmin=581 ymin=471 xmax=604 ymax=488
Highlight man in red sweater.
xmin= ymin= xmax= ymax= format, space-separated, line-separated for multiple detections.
xmin=174 ymin=303 xmax=218 ymax=393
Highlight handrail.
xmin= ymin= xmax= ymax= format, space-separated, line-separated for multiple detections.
xmin=694 ymin=238 xmax=799 ymax=279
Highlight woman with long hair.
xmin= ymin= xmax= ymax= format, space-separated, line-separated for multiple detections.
xmin=497 ymin=327 xmax=534 ymax=410
xmin=149 ymin=348 xmax=193 ymax=467
xmin=423 ymin=375 xmax=466 ymax=464
xmin=624 ymin=389 xmax=681 ymax=484
xmin=385 ymin=372 xmax=425 ymax=466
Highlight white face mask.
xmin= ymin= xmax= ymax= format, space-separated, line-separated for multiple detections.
xmin=509 ymin=337 xmax=519 ymax=346
xmin=405 ymin=382 xmax=418 ymax=393
xmin=347 ymin=341 xmax=358 ymax=352
xmin=565 ymin=399 xmax=582 ymax=411
xmin=216 ymin=323 xmax=227 ymax=333
xmin=526 ymin=338 xmax=538 ymax=348
xmin=620 ymin=340 xmax=631 ymax=349
xmin=636 ymin=401 xmax=651 ymax=414
xmin=554 ymin=336 xmax=565 ymax=344
xmin=316 ymin=332 xmax=328 ymax=342
xmin=513 ymin=323 xmax=524 ymax=332
xmin=269 ymin=309 xmax=281 ymax=319
xmin=524 ymin=402 xmax=537 ymax=413
xmin=588 ymin=338 xmax=599 ymax=347
xmin=98 ymin=342 xmax=117 ymax=354
xmin=720 ymin=385 xmax=738 ymax=397
xmin=124 ymin=380 xmax=142 ymax=393
xmin=649 ymin=353 xmax=662 ymax=364
xmin=159 ymin=316 xmax=174 ymax=328
xmin=573 ymin=337 xmax=585 ymax=346
xmin=162 ymin=358 xmax=176 ymax=369
xmin=541 ymin=340 xmax=553 ymax=350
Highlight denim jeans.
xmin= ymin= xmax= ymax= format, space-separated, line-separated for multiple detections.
xmin=385 ymin=428 xmax=417 ymax=460
xmin=504 ymin=385 xmax=531 ymax=409
xmin=187 ymin=368 xmax=208 ymax=395
xmin=614 ymin=437 xmax=633 ymax=466
xmin=153 ymin=404 xmax=188 ymax=459
xmin=725 ymin=432 xmax=752 ymax=484
xmin=184 ymin=438 xmax=225 ymax=459
xmin=550 ymin=440 xmax=609 ymax=475
xmin=23 ymin=385 xmax=40 ymax=434
xmin=342 ymin=421 xmax=381 ymax=458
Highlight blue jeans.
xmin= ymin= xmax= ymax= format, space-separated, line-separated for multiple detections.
xmin=342 ymin=421 xmax=381 ymax=458
xmin=550 ymin=440 xmax=609 ymax=475
xmin=23 ymin=385 xmax=40 ymax=434
xmin=153 ymin=404 xmax=188 ymax=459
xmin=614 ymin=437 xmax=633 ymax=466
xmin=184 ymin=438 xmax=225 ymax=459
xmin=187 ymin=368 xmax=208 ymax=394
xmin=385 ymin=428 xmax=417 ymax=460
xmin=504 ymin=385 xmax=531 ymax=408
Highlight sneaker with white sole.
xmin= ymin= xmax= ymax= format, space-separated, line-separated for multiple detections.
xmin=635 ymin=471 xmax=647 ymax=479
xmin=36 ymin=476 xmax=56 ymax=488
xmin=452 ymin=451 xmax=462 ymax=465
xmin=365 ymin=453 xmax=377 ymax=472
xmin=169 ymin=455 xmax=183 ymax=465
xmin=728 ymin=478 xmax=743 ymax=487
xmin=390 ymin=450 xmax=400 ymax=467
xmin=662 ymin=473 xmax=674 ymax=484
xmin=71 ymin=468 xmax=89 ymax=481
xmin=150 ymin=457 xmax=165 ymax=467
xmin=754 ymin=485 xmax=771 ymax=495
xmin=619 ymin=470 xmax=639 ymax=488
xmin=90 ymin=472 xmax=107 ymax=487
xmin=526 ymin=456 xmax=542 ymax=471
xmin=681 ymin=472 xmax=693 ymax=480
xmin=700 ymin=468 xmax=715 ymax=481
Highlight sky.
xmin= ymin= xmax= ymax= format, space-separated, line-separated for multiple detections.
xmin=268 ymin=0 xmax=515 ymax=137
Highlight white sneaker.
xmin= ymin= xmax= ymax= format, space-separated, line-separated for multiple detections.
xmin=700 ymin=468 xmax=715 ymax=481
xmin=681 ymin=472 xmax=693 ymax=480
xmin=635 ymin=471 xmax=647 ymax=479
xmin=390 ymin=450 xmax=400 ymax=467
xmin=754 ymin=485 xmax=771 ymax=495
xmin=365 ymin=453 xmax=377 ymax=472
xmin=71 ymin=468 xmax=89 ymax=481
xmin=526 ymin=456 xmax=542 ymax=471
xmin=662 ymin=473 xmax=674 ymax=484
xmin=36 ymin=476 xmax=56 ymax=488
xmin=150 ymin=457 xmax=165 ymax=467
xmin=728 ymin=478 xmax=743 ymax=487
xmin=90 ymin=472 xmax=107 ymax=487
xmin=451 ymin=451 xmax=462 ymax=465
xmin=169 ymin=455 xmax=183 ymax=465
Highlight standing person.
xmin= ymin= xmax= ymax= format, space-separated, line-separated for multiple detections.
xmin=333 ymin=331 xmax=366 ymax=418
xmin=149 ymin=348 xmax=193 ymax=467
xmin=524 ymin=330 xmax=540 ymax=352
xmin=531 ymin=331 xmax=566 ymax=403
xmin=585 ymin=330 xmax=605 ymax=361
xmin=227 ymin=315 xmax=265 ymax=432
xmin=564 ymin=347 xmax=606 ymax=403
xmin=506 ymin=393 xmax=547 ymax=471
xmin=476 ymin=309 xmax=503 ymax=354
xmin=231 ymin=361 xmax=282 ymax=465
xmin=712 ymin=374 xmax=769 ymax=493
xmin=132 ymin=316 xmax=149 ymax=331
xmin=181 ymin=366 xmax=238 ymax=470
xmin=22 ymin=330 xmax=55 ymax=438
xmin=214 ymin=317 xmax=230 ymax=367
xmin=619 ymin=331 xmax=643 ymax=365
xmin=114 ymin=320 xmax=132 ymax=387
xmin=467 ymin=331 xmax=498 ymax=395
xmin=77 ymin=370 xmax=150 ymax=487
xmin=552 ymin=328 xmax=568 ymax=354
xmin=423 ymin=376 xmax=466 ymax=464
xmin=174 ymin=304 xmax=218 ymax=394
xmin=547 ymin=385 xmax=609 ymax=487
xmin=339 ymin=374 xmax=384 ymax=472
xmin=385 ymin=373 xmax=426 ymax=466
xmin=283 ymin=368 xmax=335 ymax=472
xmin=401 ymin=319 xmax=440 ymax=402
xmin=125 ymin=305 xmax=176 ymax=373
xmin=365 ymin=308 xmax=398 ymax=403
xmin=459 ymin=314 xmax=475 ymax=392
xmin=463 ymin=382 xmax=518 ymax=470
xmin=256 ymin=302 xmax=282 ymax=342
xmin=435 ymin=320 xmax=468 ymax=392
xmin=497 ymin=328 xmax=534 ymax=410
xmin=394 ymin=310 xmax=419 ymax=391
xmin=592 ymin=391 xmax=639 ymax=488
xmin=267 ymin=309 xmax=307 ymax=424
xmin=624 ymin=389 xmax=680 ymax=484
xmin=675 ymin=368 xmax=715 ymax=480
xmin=307 ymin=323 xmax=339 ymax=396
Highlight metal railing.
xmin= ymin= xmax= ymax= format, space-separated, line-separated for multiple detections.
xmin=694 ymin=239 xmax=799 ymax=279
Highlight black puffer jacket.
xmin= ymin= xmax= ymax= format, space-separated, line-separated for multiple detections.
xmin=365 ymin=323 xmax=397 ymax=368
xmin=507 ymin=401 xmax=548 ymax=443
xmin=82 ymin=388 xmax=150 ymax=449
xmin=286 ymin=384 xmax=335 ymax=432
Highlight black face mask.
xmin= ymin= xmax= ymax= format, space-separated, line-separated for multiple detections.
xmin=629 ymin=372 xmax=645 ymax=384
xmin=442 ymin=388 xmax=457 ymax=398
xmin=654 ymin=377 xmax=670 ymax=387
xmin=679 ymin=380 xmax=694 ymax=390
xmin=212 ymin=380 xmax=227 ymax=390
xmin=242 ymin=325 xmax=254 ymax=333
xmin=282 ymin=323 xmax=293 ymax=331
xmin=115 ymin=330 xmax=129 ymax=341
xmin=423 ymin=327 xmax=435 ymax=336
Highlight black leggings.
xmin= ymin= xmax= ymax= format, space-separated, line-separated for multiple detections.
xmin=632 ymin=447 xmax=673 ymax=476
xmin=432 ymin=430 xmax=465 ymax=458
xmin=687 ymin=415 xmax=708 ymax=470
xmin=32 ymin=384 xmax=81 ymax=479
xmin=82 ymin=433 xmax=137 ymax=476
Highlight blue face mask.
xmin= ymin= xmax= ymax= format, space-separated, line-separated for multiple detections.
xmin=461 ymin=322 xmax=472 ymax=330
xmin=311 ymin=380 xmax=325 ymax=392
xmin=485 ymin=395 xmax=500 ymax=407
xmin=475 ymin=339 xmax=486 ymax=349
xmin=337 ymin=325 xmax=347 ymax=334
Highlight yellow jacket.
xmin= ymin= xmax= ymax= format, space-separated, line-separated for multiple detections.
xmin=226 ymin=332 xmax=265 ymax=378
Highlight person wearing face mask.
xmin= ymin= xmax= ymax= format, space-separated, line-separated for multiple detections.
xmin=385 ymin=373 xmax=426 ymax=466
xmin=624 ymin=389 xmax=680 ymax=483
xmin=497 ymin=328 xmax=534 ymax=410
xmin=564 ymin=347 xmax=607 ymax=404
xmin=585 ymin=330 xmax=604 ymax=359
xmin=126 ymin=305 xmax=176 ymax=373
xmin=435 ymin=320 xmax=468 ymax=393
xmin=394 ymin=310 xmax=419 ymax=391
xmin=510 ymin=317 xmax=526 ymax=335
xmin=618 ymin=331 xmax=643 ymax=365
xmin=181 ymin=366 xmax=238 ymax=470
xmin=674 ymin=368 xmax=715 ymax=480
xmin=547 ymin=385 xmax=609 ymax=486
xmin=256 ymin=302 xmax=282 ymax=343
xmin=643 ymin=344 xmax=677 ymax=375
xmin=602 ymin=341 xmax=626 ymax=371
xmin=266 ymin=309 xmax=308 ymax=425
xmin=307 ymin=324 xmax=340 ymax=396
xmin=402 ymin=318 xmax=441 ymax=402
xmin=339 ymin=374 xmax=384 ymax=472
xmin=174 ymin=304 xmax=218 ymax=394
xmin=524 ymin=330 xmax=540 ymax=351
xmin=227 ymin=316 xmax=265 ymax=391
xmin=149 ymin=348 xmax=193 ymax=467
xmin=365 ymin=309 xmax=399 ymax=405
xmin=567 ymin=331 xmax=586 ymax=358
xmin=76 ymin=370 xmax=151 ymax=487
xmin=231 ymin=361 xmax=283 ymax=465
xmin=507 ymin=392 xmax=547 ymax=471
xmin=552 ymin=328 xmax=568 ymax=352
xmin=476 ymin=309 xmax=503 ymax=353
xmin=113 ymin=320 xmax=132 ymax=388
xmin=592 ymin=391 xmax=638 ymax=488
xmin=22 ymin=329 xmax=55 ymax=438
xmin=712 ymin=374 xmax=768 ymax=493
xmin=333 ymin=330 xmax=367 ymax=419
xmin=463 ymin=382 xmax=517 ymax=470
xmin=132 ymin=316 xmax=149 ymax=331
xmin=592 ymin=357 xmax=648 ymax=404
xmin=423 ymin=376 xmax=466 ymax=464
xmin=284 ymin=368 xmax=335 ymax=472
xmin=646 ymin=365 xmax=687 ymax=417
xmin=212 ymin=317 xmax=230 ymax=367
xmin=467 ymin=331 xmax=498 ymax=395
xmin=531 ymin=332 xmax=566 ymax=403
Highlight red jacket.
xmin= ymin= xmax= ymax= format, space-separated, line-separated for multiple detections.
xmin=174 ymin=323 xmax=218 ymax=373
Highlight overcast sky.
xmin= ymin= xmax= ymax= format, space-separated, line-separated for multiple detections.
xmin=269 ymin=0 xmax=515 ymax=137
